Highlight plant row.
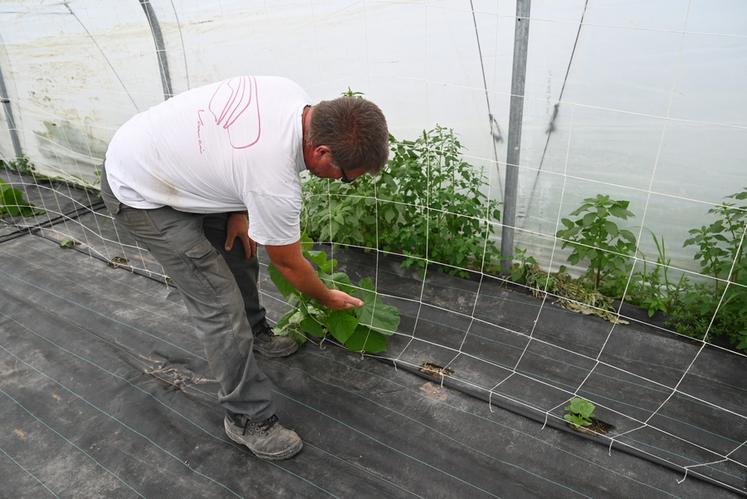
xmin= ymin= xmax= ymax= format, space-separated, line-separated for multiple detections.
xmin=301 ymin=125 xmax=746 ymax=352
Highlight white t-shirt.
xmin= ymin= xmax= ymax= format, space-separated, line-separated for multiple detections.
xmin=105 ymin=75 xmax=311 ymax=246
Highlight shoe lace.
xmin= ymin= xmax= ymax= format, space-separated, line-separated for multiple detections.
xmin=254 ymin=322 xmax=273 ymax=338
xmin=242 ymin=414 xmax=278 ymax=436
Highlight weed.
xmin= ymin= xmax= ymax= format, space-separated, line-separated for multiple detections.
xmin=628 ymin=233 xmax=688 ymax=318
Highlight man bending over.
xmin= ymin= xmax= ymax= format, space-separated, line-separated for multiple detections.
xmin=100 ymin=75 xmax=388 ymax=460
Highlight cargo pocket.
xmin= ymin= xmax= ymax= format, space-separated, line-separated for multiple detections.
xmin=183 ymin=238 xmax=228 ymax=296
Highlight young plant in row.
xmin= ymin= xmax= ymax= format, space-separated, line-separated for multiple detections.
xmin=669 ymin=188 xmax=746 ymax=349
xmin=269 ymin=237 xmax=400 ymax=353
xmin=563 ymin=397 xmax=596 ymax=428
xmin=556 ymin=194 xmax=637 ymax=294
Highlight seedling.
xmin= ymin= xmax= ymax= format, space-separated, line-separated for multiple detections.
xmin=564 ymin=397 xmax=596 ymax=428
xmin=59 ymin=238 xmax=80 ymax=249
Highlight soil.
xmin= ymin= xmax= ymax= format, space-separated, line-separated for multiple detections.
xmin=568 ymin=418 xmax=615 ymax=437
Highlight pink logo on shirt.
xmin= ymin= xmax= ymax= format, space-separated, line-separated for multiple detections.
xmin=197 ymin=76 xmax=261 ymax=154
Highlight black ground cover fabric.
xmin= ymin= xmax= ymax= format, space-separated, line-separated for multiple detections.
xmin=0 ymin=230 xmax=743 ymax=497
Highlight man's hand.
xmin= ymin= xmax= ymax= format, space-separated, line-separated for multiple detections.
xmin=224 ymin=212 xmax=256 ymax=259
xmin=266 ymin=241 xmax=365 ymax=309
xmin=322 ymin=289 xmax=364 ymax=311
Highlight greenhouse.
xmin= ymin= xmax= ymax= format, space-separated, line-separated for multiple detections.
xmin=0 ymin=1 xmax=744 ymax=497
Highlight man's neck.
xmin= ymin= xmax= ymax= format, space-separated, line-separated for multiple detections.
xmin=301 ymin=105 xmax=312 ymax=170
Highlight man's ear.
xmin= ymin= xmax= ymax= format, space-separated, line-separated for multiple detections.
xmin=314 ymin=145 xmax=332 ymax=159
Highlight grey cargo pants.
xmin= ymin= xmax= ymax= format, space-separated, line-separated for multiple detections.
xmin=100 ymin=167 xmax=275 ymax=420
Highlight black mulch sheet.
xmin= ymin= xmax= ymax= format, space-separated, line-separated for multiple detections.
xmin=0 ymin=205 xmax=744 ymax=498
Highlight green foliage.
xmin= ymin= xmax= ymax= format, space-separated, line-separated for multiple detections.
xmin=564 ymin=397 xmax=596 ymax=427
xmin=627 ymin=233 xmax=688 ymax=318
xmin=509 ymin=247 xmax=537 ymax=284
xmin=668 ymin=188 xmax=746 ymax=349
xmin=684 ymin=189 xmax=746 ymax=287
xmin=2 ymin=155 xmax=34 ymax=175
xmin=59 ymin=238 xmax=80 ymax=249
xmin=0 ymin=178 xmax=39 ymax=217
xmin=556 ymin=195 xmax=637 ymax=292
xmin=269 ymin=236 xmax=400 ymax=353
xmin=302 ymin=125 xmax=501 ymax=277
xmin=341 ymin=87 xmax=365 ymax=98
xmin=1 ymin=155 xmax=100 ymax=191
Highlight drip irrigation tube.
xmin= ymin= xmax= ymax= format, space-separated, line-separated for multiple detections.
xmin=379 ymin=358 xmax=746 ymax=497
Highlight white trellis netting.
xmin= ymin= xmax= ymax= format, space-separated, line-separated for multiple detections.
xmin=0 ymin=0 xmax=745 ymax=493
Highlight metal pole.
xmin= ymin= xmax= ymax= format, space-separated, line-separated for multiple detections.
xmin=0 ymin=61 xmax=23 ymax=159
xmin=139 ymin=0 xmax=173 ymax=100
xmin=500 ymin=0 xmax=531 ymax=275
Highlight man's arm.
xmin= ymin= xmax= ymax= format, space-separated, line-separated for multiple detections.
xmin=265 ymin=241 xmax=364 ymax=310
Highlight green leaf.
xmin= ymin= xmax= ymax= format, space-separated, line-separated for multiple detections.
xmin=321 ymin=271 xmax=351 ymax=289
xmin=327 ymin=311 xmax=359 ymax=343
xmin=0 ymin=185 xmax=36 ymax=216
xmin=564 ymin=413 xmax=591 ymax=427
xmin=300 ymin=317 xmax=325 ymax=337
xmin=384 ymin=208 xmax=396 ymax=224
xmin=355 ymin=276 xmax=376 ymax=300
xmin=357 ymin=295 xmax=400 ymax=335
xmin=59 ymin=238 xmax=79 ymax=249
xmin=619 ymin=230 xmax=637 ymax=243
xmin=604 ymin=221 xmax=619 ymax=237
xmin=582 ymin=212 xmax=597 ymax=227
xmin=306 ymin=250 xmax=329 ymax=268
xmin=300 ymin=233 xmax=314 ymax=251
xmin=609 ymin=206 xmax=629 ymax=218
xmin=274 ymin=309 xmax=296 ymax=331
xmin=268 ymin=264 xmax=296 ymax=298
xmin=567 ymin=397 xmax=596 ymax=420
xmin=343 ymin=326 xmax=388 ymax=353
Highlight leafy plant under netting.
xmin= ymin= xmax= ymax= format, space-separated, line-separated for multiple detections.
xmin=626 ymin=232 xmax=687 ymax=318
xmin=302 ymin=125 xmax=501 ymax=277
xmin=269 ymin=236 xmax=400 ymax=353
xmin=555 ymin=194 xmax=637 ymax=295
xmin=668 ymin=189 xmax=747 ymax=349
xmin=297 ymin=98 xmax=745 ymax=350
xmin=0 ymin=178 xmax=39 ymax=217
xmin=564 ymin=397 xmax=596 ymax=428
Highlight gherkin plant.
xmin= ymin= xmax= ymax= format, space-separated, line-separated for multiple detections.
xmin=269 ymin=236 xmax=400 ymax=354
